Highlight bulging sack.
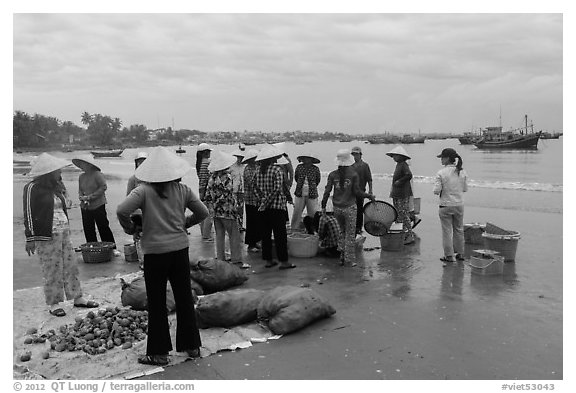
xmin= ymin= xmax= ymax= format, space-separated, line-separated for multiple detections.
xmin=196 ymin=288 xmax=265 ymax=328
xmin=190 ymin=259 xmax=248 ymax=294
xmin=120 ymin=276 xmax=176 ymax=312
xmin=257 ymin=286 xmax=336 ymax=335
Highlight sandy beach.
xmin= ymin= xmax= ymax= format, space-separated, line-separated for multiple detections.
xmin=12 ymin=155 xmax=563 ymax=380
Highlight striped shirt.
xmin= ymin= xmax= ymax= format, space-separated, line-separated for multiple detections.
xmin=243 ymin=163 xmax=259 ymax=207
xmin=197 ymin=158 xmax=210 ymax=200
xmin=254 ymin=164 xmax=287 ymax=211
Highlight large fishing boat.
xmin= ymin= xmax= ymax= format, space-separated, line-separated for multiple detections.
xmin=91 ymin=149 xmax=124 ymax=158
xmin=474 ymin=115 xmax=541 ymax=150
xmin=458 ymin=131 xmax=481 ymax=145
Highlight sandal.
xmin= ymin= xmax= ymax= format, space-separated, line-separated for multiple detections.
xmin=264 ymin=261 xmax=278 ymax=268
xmin=137 ymin=355 xmax=169 ymax=366
xmin=74 ymin=300 xmax=99 ymax=308
xmin=455 ymin=254 xmax=466 ymax=261
xmin=279 ymin=263 xmax=297 ymax=270
xmin=440 ymin=256 xmax=456 ymax=267
xmin=49 ymin=308 xmax=66 ymax=317
xmin=185 ymin=348 xmax=201 ymax=359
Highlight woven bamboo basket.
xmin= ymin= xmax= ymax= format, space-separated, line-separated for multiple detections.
xmin=482 ymin=232 xmax=521 ymax=262
xmin=287 ymin=233 xmax=319 ymax=258
xmin=363 ymin=200 xmax=397 ymax=236
xmin=80 ymin=242 xmax=114 ymax=263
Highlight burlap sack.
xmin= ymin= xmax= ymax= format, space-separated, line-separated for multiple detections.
xmin=257 ymin=286 xmax=336 ymax=335
xmin=196 ymin=288 xmax=265 ymax=328
xmin=190 ymin=259 xmax=248 ymax=294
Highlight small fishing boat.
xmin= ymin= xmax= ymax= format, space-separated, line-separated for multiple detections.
xmin=91 ymin=149 xmax=124 ymax=158
xmin=458 ymin=132 xmax=481 ymax=145
xmin=176 ymin=146 xmax=186 ymax=154
xmin=474 ymin=115 xmax=541 ymax=150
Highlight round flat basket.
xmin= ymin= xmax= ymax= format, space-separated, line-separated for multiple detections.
xmin=80 ymin=241 xmax=115 ymax=263
xmin=363 ymin=200 xmax=397 ymax=236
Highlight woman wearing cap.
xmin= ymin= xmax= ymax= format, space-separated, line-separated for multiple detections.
xmin=204 ymin=151 xmax=249 ymax=269
xmin=196 ymin=143 xmax=213 ymax=242
xmin=23 ymin=153 xmax=99 ymax=317
xmin=321 ymin=149 xmax=375 ymax=267
xmin=254 ymin=145 xmax=295 ymax=269
xmin=242 ymin=149 xmax=262 ymax=252
xmin=229 ymin=149 xmax=246 ymax=229
xmin=386 ymin=146 xmax=414 ymax=245
xmin=72 ymin=156 xmax=118 ymax=253
xmin=291 ymin=153 xmax=321 ymax=230
xmin=117 ymin=147 xmax=208 ymax=365
xmin=434 ymin=148 xmax=468 ymax=266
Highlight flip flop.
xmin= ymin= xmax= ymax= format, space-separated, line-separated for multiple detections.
xmin=137 ymin=355 xmax=169 ymax=366
xmin=455 ymin=254 xmax=466 ymax=261
xmin=74 ymin=300 xmax=99 ymax=308
xmin=49 ymin=308 xmax=66 ymax=317
xmin=265 ymin=261 xmax=278 ymax=268
xmin=279 ymin=264 xmax=297 ymax=270
xmin=439 ymin=257 xmax=456 ymax=263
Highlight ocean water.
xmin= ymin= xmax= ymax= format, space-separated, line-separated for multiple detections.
xmin=12 ymin=138 xmax=563 ymax=217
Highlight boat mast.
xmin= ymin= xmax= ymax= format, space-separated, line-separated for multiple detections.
xmin=524 ymin=114 xmax=528 ymax=135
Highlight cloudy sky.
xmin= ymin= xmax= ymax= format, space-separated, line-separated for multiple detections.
xmin=13 ymin=13 xmax=563 ymax=134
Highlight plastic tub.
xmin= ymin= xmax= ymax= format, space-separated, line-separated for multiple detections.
xmin=379 ymin=230 xmax=404 ymax=251
xmin=464 ymin=223 xmax=486 ymax=244
xmin=482 ymin=232 xmax=521 ymax=262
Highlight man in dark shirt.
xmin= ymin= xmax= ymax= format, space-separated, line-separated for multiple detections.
xmin=351 ymin=146 xmax=373 ymax=235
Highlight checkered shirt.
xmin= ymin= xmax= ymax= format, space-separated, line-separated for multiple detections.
xmin=319 ymin=214 xmax=340 ymax=248
xmin=243 ymin=164 xmax=259 ymax=207
xmin=254 ymin=164 xmax=287 ymax=211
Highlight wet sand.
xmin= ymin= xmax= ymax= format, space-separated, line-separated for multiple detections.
xmin=12 ymin=171 xmax=563 ymax=380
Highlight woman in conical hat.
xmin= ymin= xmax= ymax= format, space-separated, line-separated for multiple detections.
xmin=23 ymin=153 xmax=99 ymax=317
xmin=254 ymin=145 xmax=295 ymax=269
xmin=291 ymin=152 xmax=321 ymax=230
xmin=205 ymin=151 xmax=249 ymax=268
xmin=321 ymin=149 xmax=375 ymax=267
xmin=72 ymin=155 xmax=117 ymax=250
xmin=241 ymin=149 xmax=262 ymax=252
xmin=117 ymin=146 xmax=209 ymax=365
xmin=386 ymin=146 xmax=414 ymax=245
xmin=229 ymin=148 xmax=246 ymax=229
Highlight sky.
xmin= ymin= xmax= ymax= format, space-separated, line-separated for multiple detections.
xmin=11 ymin=11 xmax=565 ymax=135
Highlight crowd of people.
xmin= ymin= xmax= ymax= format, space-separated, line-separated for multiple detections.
xmin=22 ymin=142 xmax=468 ymax=365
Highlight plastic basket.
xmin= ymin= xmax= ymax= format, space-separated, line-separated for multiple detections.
xmin=80 ymin=242 xmax=114 ymax=263
xmin=363 ymin=200 xmax=397 ymax=236
xmin=464 ymin=223 xmax=486 ymax=244
xmin=469 ymin=249 xmax=505 ymax=275
xmin=379 ymin=230 xmax=404 ymax=251
xmin=484 ymin=222 xmax=516 ymax=236
xmin=287 ymin=233 xmax=319 ymax=258
xmin=482 ymin=231 xmax=521 ymax=262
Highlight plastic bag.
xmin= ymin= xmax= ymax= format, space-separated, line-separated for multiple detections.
xmin=196 ymin=288 xmax=265 ymax=328
xmin=190 ymin=259 xmax=248 ymax=294
xmin=257 ymin=286 xmax=336 ymax=335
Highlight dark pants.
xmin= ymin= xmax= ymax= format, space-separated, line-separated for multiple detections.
xmin=261 ymin=209 xmax=289 ymax=263
xmin=81 ymin=204 xmax=116 ymax=245
xmin=244 ymin=204 xmax=262 ymax=247
xmin=355 ymin=197 xmax=365 ymax=234
xmin=143 ymin=248 xmax=201 ymax=355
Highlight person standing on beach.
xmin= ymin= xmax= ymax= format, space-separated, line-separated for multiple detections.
xmin=386 ymin=146 xmax=415 ymax=245
xmin=204 ymin=151 xmax=250 ymax=269
xmin=321 ymin=149 xmax=375 ymax=267
xmin=433 ymin=147 xmax=468 ymax=266
xmin=72 ymin=156 xmax=119 ymax=255
xmin=291 ymin=152 xmax=321 ymax=230
xmin=126 ymin=151 xmax=148 ymax=266
xmin=351 ymin=146 xmax=373 ymax=236
xmin=196 ymin=143 xmax=214 ymax=242
xmin=242 ymin=149 xmax=262 ymax=252
xmin=23 ymin=153 xmax=99 ymax=318
xmin=254 ymin=145 xmax=295 ymax=270
xmin=229 ymin=148 xmax=246 ymax=231
xmin=117 ymin=147 xmax=208 ymax=366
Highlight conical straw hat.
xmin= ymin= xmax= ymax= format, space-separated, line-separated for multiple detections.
xmin=256 ymin=145 xmax=283 ymax=162
xmin=297 ymin=151 xmax=320 ymax=164
xmin=135 ymin=146 xmax=191 ymax=182
xmin=72 ymin=156 xmax=101 ymax=172
xmin=386 ymin=145 xmax=411 ymax=159
xmin=27 ymin=153 xmax=72 ymax=178
xmin=208 ymin=150 xmax=237 ymax=172
xmin=242 ymin=149 xmax=259 ymax=163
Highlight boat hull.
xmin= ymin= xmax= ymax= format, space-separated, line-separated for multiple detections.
xmin=91 ymin=149 xmax=124 ymax=158
xmin=474 ymin=134 xmax=540 ymax=149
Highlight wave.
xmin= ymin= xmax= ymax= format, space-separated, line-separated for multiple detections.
xmin=319 ymin=172 xmax=563 ymax=193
